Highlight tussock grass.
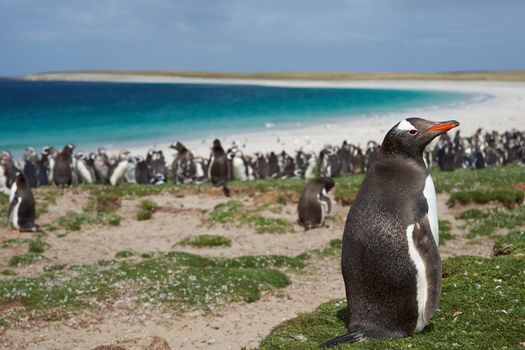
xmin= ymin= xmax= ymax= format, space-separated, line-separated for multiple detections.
xmin=208 ymin=200 xmax=292 ymax=233
xmin=28 ymin=237 xmax=50 ymax=254
xmin=177 ymin=234 xmax=232 ymax=248
xmin=438 ymin=220 xmax=453 ymax=245
xmin=448 ymin=189 xmax=524 ymax=208
xmin=8 ymin=253 xmax=47 ymax=266
xmin=493 ymin=231 xmax=525 ymax=256
xmin=260 ymin=253 xmax=525 ymax=349
xmin=459 ymin=206 xmax=525 ymax=238
xmin=137 ymin=199 xmax=157 ymax=221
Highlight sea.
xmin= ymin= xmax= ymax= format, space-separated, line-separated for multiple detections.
xmin=0 ymin=79 xmax=473 ymax=155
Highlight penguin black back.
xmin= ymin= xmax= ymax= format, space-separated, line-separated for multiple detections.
xmin=53 ymin=144 xmax=74 ymax=188
xmin=8 ymin=172 xmax=39 ymax=232
xmin=208 ymin=140 xmax=230 ymax=196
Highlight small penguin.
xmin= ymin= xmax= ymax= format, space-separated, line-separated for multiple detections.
xmin=7 ymin=171 xmax=40 ymax=232
xmin=74 ymin=152 xmax=94 ymax=184
xmin=268 ymin=152 xmax=280 ymax=178
xmin=134 ymin=156 xmax=151 ymax=184
xmin=322 ymin=118 xmax=459 ymax=348
xmin=297 ymin=177 xmax=335 ymax=230
xmin=109 ymin=150 xmax=130 ymax=186
xmin=94 ymin=148 xmax=111 ymax=184
xmin=53 ymin=144 xmax=75 ymax=188
xmin=208 ymin=139 xmax=230 ymax=196
xmin=23 ymin=147 xmax=39 ymax=188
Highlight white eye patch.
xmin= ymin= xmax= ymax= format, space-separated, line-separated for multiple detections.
xmin=397 ymin=119 xmax=417 ymax=131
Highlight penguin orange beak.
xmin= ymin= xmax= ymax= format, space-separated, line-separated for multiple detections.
xmin=426 ymin=120 xmax=460 ymax=132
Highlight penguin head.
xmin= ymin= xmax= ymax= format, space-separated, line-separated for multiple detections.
xmin=382 ymin=118 xmax=460 ymax=161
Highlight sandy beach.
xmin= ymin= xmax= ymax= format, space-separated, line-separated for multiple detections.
xmin=24 ymin=73 xmax=525 ymax=159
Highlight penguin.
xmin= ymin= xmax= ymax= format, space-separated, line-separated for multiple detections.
xmin=36 ymin=147 xmax=51 ymax=186
xmin=74 ymin=152 xmax=94 ymax=184
xmin=208 ymin=139 xmax=230 ymax=196
xmin=170 ymin=141 xmax=195 ymax=184
xmin=252 ymin=152 xmax=269 ymax=180
xmin=23 ymin=147 xmax=38 ymax=188
xmin=297 ymin=177 xmax=335 ymax=230
xmin=109 ymin=150 xmax=130 ymax=186
xmin=134 ymin=156 xmax=150 ymax=184
xmin=351 ymin=148 xmax=365 ymax=174
xmin=94 ymin=148 xmax=111 ymax=184
xmin=268 ymin=152 xmax=280 ymax=178
xmin=7 ymin=171 xmax=40 ymax=232
xmin=53 ymin=144 xmax=75 ymax=188
xmin=303 ymin=153 xmax=317 ymax=180
xmin=322 ymin=118 xmax=459 ymax=348
xmin=193 ymin=156 xmax=207 ymax=184
xmin=338 ymin=141 xmax=352 ymax=175
xmin=228 ymin=149 xmax=249 ymax=181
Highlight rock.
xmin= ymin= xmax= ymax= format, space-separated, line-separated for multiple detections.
xmin=93 ymin=336 xmax=171 ymax=350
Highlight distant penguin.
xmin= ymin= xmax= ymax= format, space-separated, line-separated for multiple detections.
xmin=23 ymin=147 xmax=38 ymax=188
xmin=53 ymin=144 xmax=75 ymax=188
xmin=94 ymin=148 xmax=111 ymax=184
xmin=351 ymin=148 xmax=365 ymax=174
xmin=171 ymin=141 xmax=195 ymax=184
xmin=134 ymin=156 xmax=150 ymax=184
xmin=109 ymin=150 xmax=130 ymax=186
xmin=268 ymin=152 xmax=280 ymax=178
xmin=297 ymin=177 xmax=335 ymax=230
xmin=323 ymin=118 xmax=459 ymax=348
xmin=304 ymin=153 xmax=317 ymax=179
xmin=253 ymin=152 xmax=269 ymax=180
xmin=7 ymin=171 xmax=40 ymax=232
xmin=36 ymin=147 xmax=52 ymax=186
xmin=229 ymin=149 xmax=249 ymax=181
xmin=208 ymin=139 xmax=230 ymax=196
xmin=74 ymin=152 xmax=94 ymax=184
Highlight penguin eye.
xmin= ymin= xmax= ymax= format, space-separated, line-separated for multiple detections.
xmin=408 ymin=129 xmax=418 ymax=135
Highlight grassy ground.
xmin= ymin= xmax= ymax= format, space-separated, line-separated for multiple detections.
xmin=259 ymin=232 xmax=525 ymax=349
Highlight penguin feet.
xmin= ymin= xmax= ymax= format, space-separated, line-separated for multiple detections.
xmin=321 ymin=327 xmax=367 ymax=348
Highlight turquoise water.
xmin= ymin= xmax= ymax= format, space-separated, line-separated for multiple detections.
xmin=0 ymin=79 xmax=470 ymax=153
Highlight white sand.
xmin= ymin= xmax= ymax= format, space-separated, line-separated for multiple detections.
xmin=25 ymin=73 xmax=525 ymax=160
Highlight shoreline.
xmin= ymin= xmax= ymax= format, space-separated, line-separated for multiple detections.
xmin=9 ymin=74 xmax=525 ymax=159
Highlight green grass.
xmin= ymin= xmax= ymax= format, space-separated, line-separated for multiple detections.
xmin=260 ymin=253 xmax=525 ymax=349
xmin=178 ymin=234 xmax=232 ymax=248
xmin=28 ymin=237 xmax=50 ymax=253
xmin=115 ymin=250 xmax=134 ymax=258
xmin=459 ymin=206 xmax=525 ymax=238
xmin=0 ymin=251 xmax=295 ymax=324
xmin=493 ymin=231 xmax=525 ymax=256
xmin=438 ymin=220 xmax=453 ymax=245
xmin=1 ymin=238 xmax=30 ymax=249
xmin=448 ymin=189 xmax=524 ymax=208
xmin=137 ymin=199 xmax=157 ymax=221
xmin=54 ymin=210 xmax=121 ymax=231
xmin=208 ymin=200 xmax=292 ymax=233
xmin=8 ymin=253 xmax=47 ymax=266
xmin=432 ymin=165 xmax=525 ymax=194
xmin=1 ymin=269 xmax=16 ymax=276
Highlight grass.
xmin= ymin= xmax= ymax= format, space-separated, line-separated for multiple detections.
xmin=8 ymin=253 xmax=47 ymax=266
xmin=28 ymin=236 xmax=50 ymax=253
xmin=115 ymin=250 xmax=134 ymax=258
xmin=54 ymin=210 xmax=121 ymax=232
xmin=0 ymin=239 xmax=341 ymax=324
xmin=493 ymin=231 xmax=525 ymax=256
xmin=137 ymin=199 xmax=157 ymax=221
xmin=1 ymin=269 xmax=16 ymax=276
xmin=448 ymin=189 xmax=524 ymax=208
xmin=178 ymin=234 xmax=232 ymax=248
xmin=208 ymin=200 xmax=292 ymax=234
xmin=0 ymin=251 xmax=294 ymax=324
xmin=1 ymin=238 xmax=30 ymax=249
xmin=432 ymin=165 xmax=525 ymax=194
xmin=459 ymin=206 xmax=525 ymax=238
xmin=260 ymin=253 xmax=525 ymax=349
xmin=438 ymin=220 xmax=453 ymax=245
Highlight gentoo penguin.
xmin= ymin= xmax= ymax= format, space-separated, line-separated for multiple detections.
xmin=53 ymin=144 xmax=75 ymax=188
xmin=134 ymin=156 xmax=150 ymax=184
xmin=297 ymin=177 xmax=335 ymax=230
xmin=322 ymin=118 xmax=459 ymax=348
xmin=74 ymin=152 xmax=94 ymax=184
xmin=170 ymin=141 xmax=195 ymax=184
xmin=23 ymin=147 xmax=38 ymax=188
xmin=208 ymin=139 xmax=230 ymax=196
xmin=228 ymin=149 xmax=249 ymax=181
xmin=252 ymin=152 xmax=269 ymax=180
xmin=109 ymin=150 xmax=130 ymax=186
xmin=7 ymin=171 xmax=40 ymax=232
xmin=303 ymin=153 xmax=317 ymax=180
xmin=94 ymin=148 xmax=111 ymax=184
xmin=351 ymin=148 xmax=365 ymax=174
xmin=268 ymin=152 xmax=280 ymax=178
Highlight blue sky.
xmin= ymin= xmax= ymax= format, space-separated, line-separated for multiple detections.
xmin=1 ymin=0 xmax=524 ymax=76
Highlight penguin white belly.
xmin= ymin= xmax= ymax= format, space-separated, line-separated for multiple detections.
xmin=423 ymin=175 xmax=439 ymax=245
xmin=77 ymin=161 xmax=94 ymax=184
xmin=0 ymin=167 xmax=8 ymax=195
xmin=110 ymin=161 xmax=129 ymax=186
xmin=305 ymin=162 xmax=316 ymax=179
xmin=406 ymin=224 xmax=428 ymax=332
xmin=9 ymin=182 xmax=17 ymax=204
xmin=233 ymin=158 xmax=247 ymax=180
xmin=318 ymin=189 xmax=330 ymax=224
xmin=208 ymin=157 xmax=214 ymax=179
xmin=195 ymin=163 xmax=204 ymax=178
xmin=11 ymin=197 xmax=21 ymax=229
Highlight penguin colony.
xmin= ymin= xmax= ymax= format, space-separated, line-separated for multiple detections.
xmin=323 ymin=118 xmax=460 ymax=347
xmin=1 ymin=127 xmax=523 ymax=196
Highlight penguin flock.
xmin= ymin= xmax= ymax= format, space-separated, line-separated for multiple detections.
xmin=1 ymin=127 xmax=523 ymax=196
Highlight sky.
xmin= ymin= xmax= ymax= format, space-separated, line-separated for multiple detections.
xmin=1 ymin=0 xmax=524 ymax=77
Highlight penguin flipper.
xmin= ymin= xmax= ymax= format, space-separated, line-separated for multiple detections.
xmin=321 ymin=329 xmax=366 ymax=348
xmin=7 ymin=197 xmax=18 ymax=219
